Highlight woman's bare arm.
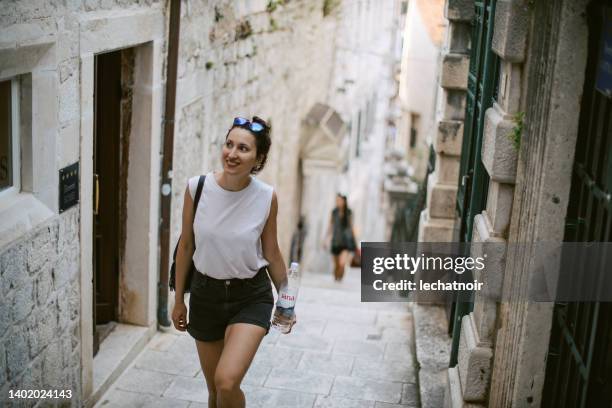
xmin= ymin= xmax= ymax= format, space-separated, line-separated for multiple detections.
xmin=261 ymin=191 xmax=288 ymax=293
xmin=175 ymin=185 xmax=196 ymax=304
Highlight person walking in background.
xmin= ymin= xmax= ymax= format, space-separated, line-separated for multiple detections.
xmin=324 ymin=194 xmax=356 ymax=281
xmin=171 ymin=116 xmax=294 ymax=408
xmin=289 ymin=215 xmax=307 ymax=264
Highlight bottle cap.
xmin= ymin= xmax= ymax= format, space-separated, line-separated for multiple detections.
xmin=290 ymin=262 xmax=299 ymax=270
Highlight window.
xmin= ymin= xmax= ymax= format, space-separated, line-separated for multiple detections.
xmin=409 ymin=113 xmax=420 ymax=148
xmin=0 ymin=78 xmax=19 ymax=196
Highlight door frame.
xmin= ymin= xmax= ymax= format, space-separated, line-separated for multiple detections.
xmin=78 ymin=10 xmax=165 ymax=401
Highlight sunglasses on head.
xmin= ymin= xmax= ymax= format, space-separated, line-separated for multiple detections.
xmin=233 ymin=117 xmax=265 ymax=133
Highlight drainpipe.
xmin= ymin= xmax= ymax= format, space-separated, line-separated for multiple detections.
xmin=158 ymin=0 xmax=181 ymax=327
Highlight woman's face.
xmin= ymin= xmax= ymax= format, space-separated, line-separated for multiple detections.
xmin=223 ymin=127 xmax=259 ymax=176
xmin=336 ymin=195 xmax=345 ymax=209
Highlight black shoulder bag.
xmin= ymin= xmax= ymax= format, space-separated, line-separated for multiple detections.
xmin=169 ymin=175 xmax=205 ymax=293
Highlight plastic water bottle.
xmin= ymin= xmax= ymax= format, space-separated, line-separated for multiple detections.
xmin=272 ymin=262 xmax=300 ymax=334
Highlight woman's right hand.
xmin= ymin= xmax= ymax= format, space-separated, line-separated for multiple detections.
xmin=172 ymin=302 xmax=188 ymax=332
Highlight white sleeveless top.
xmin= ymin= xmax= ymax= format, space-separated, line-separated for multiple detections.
xmin=187 ymin=172 xmax=274 ymax=279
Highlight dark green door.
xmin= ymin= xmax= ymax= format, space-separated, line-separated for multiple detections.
xmin=542 ymin=1 xmax=612 ymax=406
xmin=450 ymin=0 xmax=501 ymax=366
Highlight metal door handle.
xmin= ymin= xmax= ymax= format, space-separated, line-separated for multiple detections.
xmin=94 ymin=174 xmax=99 ymax=215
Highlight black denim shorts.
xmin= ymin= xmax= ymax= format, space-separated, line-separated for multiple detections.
xmin=187 ymin=266 xmax=274 ymax=342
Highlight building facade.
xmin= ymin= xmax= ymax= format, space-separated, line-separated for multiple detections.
xmin=409 ymin=0 xmax=611 ymax=406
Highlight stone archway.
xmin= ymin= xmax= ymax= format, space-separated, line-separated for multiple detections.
xmin=298 ymin=103 xmax=348 ymax=275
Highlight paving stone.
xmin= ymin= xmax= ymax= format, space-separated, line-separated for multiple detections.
xmin=332 ymin=339 xmax=385 ymax=360
xmin=163 ymin=376 xmax=209 ymax=403
xmin=381 ymin=328 xmax=412 ymax=343
xmin=241 ymin=384 xmax=317 ymax=408
xmin=384 ymin=342 xmax=415 ymax=364
xmin=114 ymin=367 xmax=175 ymax=396
xmin=298 ymin=351 xmax=354 ymax=376
xmin=401 ymin=382 xmax=420 ymax=406
xmin=261 ymin=327 xmax=281 ymax=345
xmin=287 ymin=317 xmax=328 ymax=336
xmin=134 ymin=349 xmax=200 ymax=377
xmin=276 ymin=331 xmax=333 ymax=352
xmin=331 ymin=376 xmax=403 ymax=404
xmin=147 ymin=332 xmax=180 ymax=352
xmin=95 ymin=388 xmax=191 ymax=408
xmin=252 ymin=345 xmax=303 ymax=369
xmin=375 ymin=311 xmax=413 ymax=330
xmin=314 ymin=395 xmax=375 ymax=408
xmin=323 ymin=321 xmax=381 ymax=341
xmin=265 ymin=367 xmax=334 ymax=394
xmin=352 ymin=357 xmax=416 ymax=383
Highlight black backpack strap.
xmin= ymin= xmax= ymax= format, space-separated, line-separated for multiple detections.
xmin=193 ymin=175 xmax=205 ymax=213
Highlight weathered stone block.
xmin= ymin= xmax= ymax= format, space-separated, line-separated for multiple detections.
xmin=427 ymin=173 xmax=458 ymax=219
xmin=0 ymin=301 xmax=9 ymax=335
xmin=42 ymin=341 xmax=63 ymax=389
xmin=0 ymin=342 xmax=6 ymax=386
xmin=444 ymin=366 xmax=485 ymax=408
xmin=445 ymin=0 xmax=475 ymax=22
xmin=27 ymin=224 xmax=58 ymax=274
xmin=11 ymin=354 xmax=43 ymax=393
xmin=435 ymin=154 xmax=461 ymax=185
xmin=417 ymin=209 xmax=457 ymax=243
xmin=481 ymin=103 xmax=518 ymax=183
xmin=457 ymin=314 xmax=493 ymax=402
xmin=435 ymin=120 xmax=464 ymax=156
xmin=35 ymin=265 xmax=53 ymax=306
xmin=497 ymin=61 xmax=522 ymax=118
xmin=448 ymin=22 xmax=472 ymax=54
xmin=492 ymin=0 xmax=530 ymax=62
xmin=331 ymin=376 xmax=403 ymax=404
xmin=5 ymin=327 xmax=29 ymax=379
xmin=27 ymin=300 xmax=57 ymax=359
xmin=440 ymin=53 xmax=469 ymax=90
xmin=485 ymin=181 xmax=514 ymax=235
xmin=12 ymin=280 xmax=34 ymax=323
xmin=0 ymin=244 xmax=28 ymax=296
xmin=440 ymin=89 xmax=467 ymax=121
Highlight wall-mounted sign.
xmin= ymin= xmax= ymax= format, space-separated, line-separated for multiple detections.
xmin=595 ymin=8 xmax=612 ymax=97
xmin=59 ymin=162 xmax=79 ymax=213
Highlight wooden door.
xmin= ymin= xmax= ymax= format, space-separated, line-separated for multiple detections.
xmin=93 ymin=50 xmax=122 ymax=354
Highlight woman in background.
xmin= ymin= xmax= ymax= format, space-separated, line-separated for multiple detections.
xmin=324 ymin=194 xmax=356 ymax=281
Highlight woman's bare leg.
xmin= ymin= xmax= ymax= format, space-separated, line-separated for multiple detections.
xmin=333 ymin=254 xmax=341 ymax=280
xmin=338 ymin=250 xmax=349 ymax=280
xmin=214 ymin=323 xmax=266 ymax=408
xmin=195 ymin=338 xmax=224 ymax=407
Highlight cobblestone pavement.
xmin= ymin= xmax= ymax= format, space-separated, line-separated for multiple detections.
xmin=95 ymin=267 xmax=419 ymax=407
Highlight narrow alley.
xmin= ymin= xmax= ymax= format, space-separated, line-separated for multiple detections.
xmin=95 ymin=267 xmax=420 ymax=408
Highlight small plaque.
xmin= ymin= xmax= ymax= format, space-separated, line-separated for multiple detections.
xmin=59 ymin=162 xmax=79 ymax=213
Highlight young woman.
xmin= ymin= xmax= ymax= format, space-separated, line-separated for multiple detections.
xmin=325 ymin=194 xmax=356 ymax=281
xmin=171 ymin=116 xmax=294 ymax=408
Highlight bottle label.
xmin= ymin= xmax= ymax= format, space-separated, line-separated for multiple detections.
xmin=277 ymin=286 xmax=298 ymax=308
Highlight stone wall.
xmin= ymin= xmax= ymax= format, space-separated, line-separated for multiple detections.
xmin=0 ymin=208 xmax=81 ymax=406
